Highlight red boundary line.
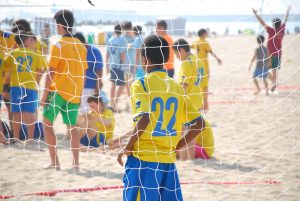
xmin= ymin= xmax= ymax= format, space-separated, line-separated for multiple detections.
xmin=0 ymin=180 xmax=281 ymax=199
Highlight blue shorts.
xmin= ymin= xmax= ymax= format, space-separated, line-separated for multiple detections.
xmin=80 ymin=133 xmax=106 ymax=147
xmin=253 ymin=67 xmax=268 ymax=79
xmin=110 ymin=68 xmax=125 ymax=86
xmin=123 ymin=156 xmax=183 ymax=201
xmin=10 ymin=87 xmax=38 ymax=113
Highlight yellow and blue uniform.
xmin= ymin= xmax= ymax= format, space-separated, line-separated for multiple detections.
xmin=5 ymin=47 xmax=43 ymax=113
xmin=191 ymin=37 xmax=211 ymax=88
xmin=124 ymin=69 xmax=203 ymax=201
xmin=80 ymin=109 xmax=115 ymax=147
xmin=0 ymin=31 xmax=15 ymax=104
xmin=178 ymin=54 xmax=206 ymax=110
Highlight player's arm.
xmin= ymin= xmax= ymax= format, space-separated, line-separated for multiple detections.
xmin=208 ymin=50 xmax=222 ymax=65
xmin=94 ymin=49 xmax=103 ymax=93
xmin=117 ymin=114 xmax=150 ymax=166
xmin=40 ymin=67 xmax=54 ymax=106
xmin=176 ymin=117 xmax=205 ymax=151
xmin=283 ymin=6 xmax=291 ymax=24
xmin=252 ymin=8 xmax=267 ymax=28
xmin=248 ymin=50 xmax=257 ymax=71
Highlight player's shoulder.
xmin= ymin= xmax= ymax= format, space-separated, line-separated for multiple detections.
xmin=131 ymin=76 xmax=148 ymax=93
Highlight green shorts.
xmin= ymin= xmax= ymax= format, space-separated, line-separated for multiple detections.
xmin=43 ymin=92 xmax=79 ymax=125
xmin=271 ymin=55 xmax=281 ymax=70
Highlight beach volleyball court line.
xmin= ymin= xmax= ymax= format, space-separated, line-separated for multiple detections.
xmin=0 ymin=180 xmax=281 ymax=199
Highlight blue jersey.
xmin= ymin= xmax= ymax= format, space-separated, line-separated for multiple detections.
xmin=107 ymin=35 xmax=126 ymax=69
xmin=85 ymin=45 xmax=103 ymax=89
xmin=133 ymin=35 xmax=143 ymax=65
xmin=122 ymin=34 xmax=135 ymax=66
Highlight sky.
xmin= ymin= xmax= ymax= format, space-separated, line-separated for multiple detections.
xmin=0 ymin=0 xmax=299 ymax=19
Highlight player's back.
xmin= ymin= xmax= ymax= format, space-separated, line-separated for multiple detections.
xmin=6 ymin=47 xmax=42 ymax=90
xmin=49 ymin=36 xmax=87 ymax=103
xmin=130 ymin=69 xmax=189 ymax=163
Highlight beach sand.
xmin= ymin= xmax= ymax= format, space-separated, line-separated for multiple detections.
xmin=0 ymin=34 xmax=299 ymax=200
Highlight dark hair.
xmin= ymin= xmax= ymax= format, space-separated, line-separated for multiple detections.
xmin=257 ymin=35 xmax=265 ymax=44
xmin=122 ymin=21 xmax=132 ymax=31
xmin=141 ymin=35 xmax=169 ymax=66
xmin=54 ymin=10 xmax=74 ymax=31
xmin=11 ymin=25 xmax=24 ymax=33
xmin=114 ymin=24 xmax=122 ymax=34
xmin=87 ymin=94 xmax=103 ymax=104
xmin=74 ymin=32 xmax=86 ymax=43
xmin=273 ymin=18 xmax=281 ymax=29
xmin=15 ymin=31 xmax=34 ymax=46
xmin=198 ymin=28 xmax=207 ymax=37
xmin=12 ymin=19 xmax=31 ymax=32
xmin=133 ymin=25 xmax=142 ymax=35
xmin=173 ymin=39 xmax=190 ymax=52
xmin=156 ymin=20 xmax=168 ymax=30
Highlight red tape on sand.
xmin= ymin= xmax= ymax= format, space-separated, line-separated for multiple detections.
xmin=0 ymin=180 xmax=280 ymax=199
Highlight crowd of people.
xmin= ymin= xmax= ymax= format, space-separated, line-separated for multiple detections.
xmin=0 ymin=6 xmax=290 ymax=200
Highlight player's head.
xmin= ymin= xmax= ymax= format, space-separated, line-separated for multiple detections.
xmin=133 ymin=25 xmax=142 ymax=36
xmin=122 ymin=21 xmax=132 ymax=35
xmin=87 ymin=95 xmax=104 ymax=113
xmin=114 ymin=24 xmax=122 ymax=35
xmin=15 ymin=31 xmax=35 ymax=48
xmin=12 ymin=19 xmax=31 ymax=32
xmin=74 ymin=32 xmax=86 ymax=44
xmin=198 ymin=28 xmax=208 ymax=38
xmin=272 ymin=18 xmax=281 ymax=29
xmin=172 ymin=39 xmax=190 ymax=61
xmin=54 ymin=10 xmax=74 ymax=34
xmin=141 ymin=35 xmax=169 ymax=71
xmin=257 ymin=35 xmax=265 ymax=45
xmin=156 ymin=20 xmax=168 ymax=35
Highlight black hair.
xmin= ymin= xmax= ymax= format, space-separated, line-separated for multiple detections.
xmin=156 ymin=20 xmax=168 ymax=30
xmin=114 ymin=24 xmax=122 ymax=34
xmin=74 ymin=32 xmax=86 ymax=43
xmin=257 ymin=35 xmax=265 ymax=44
xmin=87 ymin=94 xmax=103 ymax=104
xmin=172 ymin=39 xmax=190 ymax=52
xmin=15 ymin=31 xmax=34 ymax=46
xmin=198 ymin=28 xmax=207 ymax=37
xmin=273 ymin=18 xmax=281 ymax=29
xmin=11 ymin=25 xmax=24 ymax=33
xmin=122 ymin=21 xmax=132 ymax=31
xmin=12 ymin=19 xmax=31 ymax=32
xmin=141 ymin=35 xmax=169 ymax=66
xmin=133 ymin=25 xmax=142 ymax=35
xmin=54 ymin=10 xmax=74 ymax=31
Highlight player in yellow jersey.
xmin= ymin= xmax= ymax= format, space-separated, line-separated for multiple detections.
xmin=5 ymin=31 xmax=43 ymax=142
xmin=173 ymin=39 xmax=214 ymax=160
xmin=78 ymin=95 xmax=115 ymax=149
xmin=191 ymin=29 xmax=222 ymax=110
xmin=117 ymin=35 xmax=206 ymax=201
xmin=41 ymin=10 xmax=88 ymax=170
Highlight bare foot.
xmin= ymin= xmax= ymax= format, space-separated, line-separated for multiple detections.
xmin=44 ymin=164 xmax=61 ymax=171
xmin=254 ymin=90 xmax=261 ymax=95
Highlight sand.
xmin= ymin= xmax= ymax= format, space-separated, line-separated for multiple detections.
xmin=0 ymin=34 xmax=300 ymax=200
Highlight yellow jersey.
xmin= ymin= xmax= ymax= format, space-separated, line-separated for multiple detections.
xmin=91 ymin=108 xmax=115 ymax=140
xmin=130 ymin=69 xmax=202 ymax=163
xmin=0 ymin=31 xmax=15 ymax=93
xmin=48 ymin=35 xmax=88 ymax=104
xmin=195 ymin=120 xmax=214 ymax=157
xmin=178 ymin=54 xmax=207 ymax=110
xmin=5 ymin=47 xmax=43 ymax=90
xmin=191 ymin=37 xmax=212 ymax=71
xmin=35 ymin=40 xmax=48 ymax=71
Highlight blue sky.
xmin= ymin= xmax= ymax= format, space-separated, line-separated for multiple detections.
xmin=0 ymin=0 xmax=299 ymax=19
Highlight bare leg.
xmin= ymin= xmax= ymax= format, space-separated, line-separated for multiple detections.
xmin=271 ymin=69 xmax=278 ymax=91
xmin=67 ymin=125 xmax=80 ymax=169
xmin=12 ymin=112 xmax=21 ymax=141
xmin=263 ymin=79 xmax=269 ymax=95
xmin=114 ymin=85 xmax=125 ymax=111
xmin=253 ymin=79 xmax=261 ymax=95
xmin=22 ymin=112 xmax=36 ymax=142
xmin=110 ymin=82 xmax=116 ymax=110
xmin=203 ymin=87 xmax=209 ymax=111
xmin=0 ymin=119 xmax=8 ymax=144
xmin=43 ymin=118 xmax=60 ymax=169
